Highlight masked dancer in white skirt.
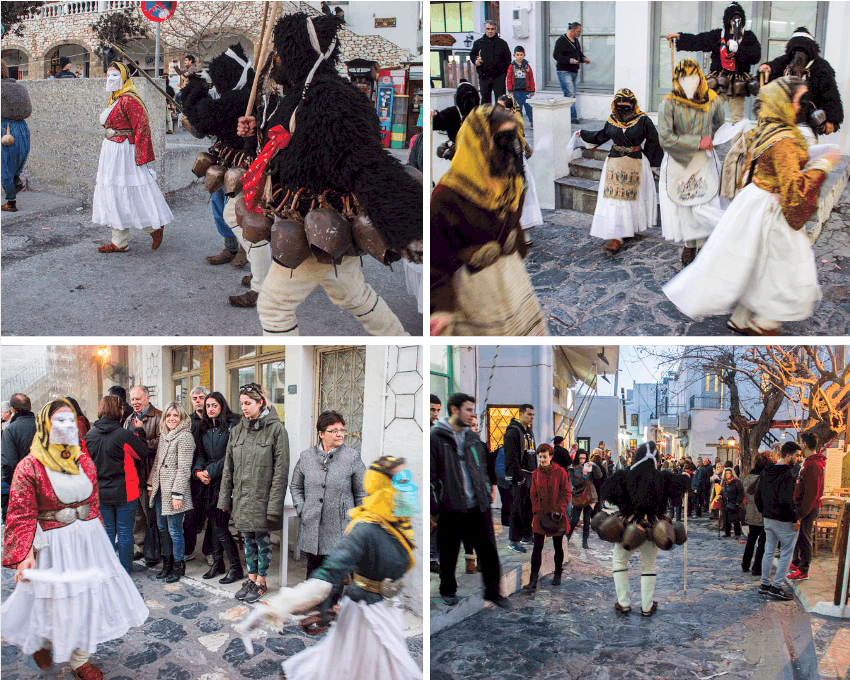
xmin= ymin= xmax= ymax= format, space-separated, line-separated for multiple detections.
xmin=94 ymin=62 xmax=173 ymax=253
xmin=2 ymin=398 xmax=149 ymax=680
xmin=659 ymin=59 xmax=726 ymax=266
xmin=238 ymin=456 xmax=422 ymax=680
xmin=664 ymin=76 xmax=839 ymax=335
xmin=577 ymin=89 xmax=663 ymax=254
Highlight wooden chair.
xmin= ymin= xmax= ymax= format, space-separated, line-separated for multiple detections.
xmin=814 ymin=498 xmax=847 ymax=558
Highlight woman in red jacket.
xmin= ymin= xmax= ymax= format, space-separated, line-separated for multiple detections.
xmin=525 ymin=444 xmax=570 ymax=591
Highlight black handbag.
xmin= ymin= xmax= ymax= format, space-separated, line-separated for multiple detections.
xmin=143 ymin=508 xmax=162 ymax=564
xmin=540 ymin=512 xmax=562 ymax=532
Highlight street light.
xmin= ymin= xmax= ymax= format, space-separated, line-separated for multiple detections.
xmin=464 ymin=34 xmax=474 ymax=48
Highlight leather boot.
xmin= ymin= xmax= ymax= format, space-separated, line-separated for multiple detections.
xmin=156 ymin=555 xmax=174 ymax=580
xmin=204 ymin=549 xmax=226 ymax=579
xmin=206 ymin=249 xmax=237 ymax=265
xmin=150 ymin=227 xmax=164 ymax=251
xmin=230 ymin=246 xmax=248 ymax=268
xmin=524 ymin=572 xmax=538 ymax=592
xmin=229 ymin=290 xmax=258 ymax=307
xmin=166 ymin=559 xmax=185 ymax=583
xmin=681 ymin=246 xmax=697 ymax=266
xmin=219 ymin=527 xmax=244 ymax=584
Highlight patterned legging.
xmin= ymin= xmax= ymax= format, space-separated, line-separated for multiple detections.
xmin=243 ymin=531 xmax=271 ymax=577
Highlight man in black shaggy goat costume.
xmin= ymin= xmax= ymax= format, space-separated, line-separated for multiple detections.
xmin=180 ymin=44 xmax=273 ymax=308
xmin=241 ymin=12 xmax=421 ymax=335
xmin=431 ymin=80 xmax=480 ymax=159
xmin=759 ymin=27 xmax=843 ymax=136
xmin=601 ymin=442 xmax=689 ymax=616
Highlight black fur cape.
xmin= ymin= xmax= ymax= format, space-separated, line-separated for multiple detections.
xmin=180 ymin=43 xmax=255 ymax=148
xmin=266 ymin=12 xmax=421 ymax=252
xmin=765 ymin=42 xmax=844 ymax=129
xmin=602 ymin=448 xmax=689 ymax=519
xmin=432 ymin=82 xmax=481 ymax=143
xmin=677 ymin=5 xmax=760 ymax=78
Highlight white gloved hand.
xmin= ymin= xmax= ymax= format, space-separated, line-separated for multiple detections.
xmin=727 ymin=39 xmax=739 ymax=53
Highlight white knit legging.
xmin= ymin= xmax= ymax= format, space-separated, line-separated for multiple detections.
xmin=612 ymin=540 xmax=659 ymax=612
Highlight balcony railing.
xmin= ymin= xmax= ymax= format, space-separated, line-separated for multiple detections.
xmin=32 ymin=1 xmax=133 ymax=19
xmin=689 ymin=395 xmax=730 ymax=410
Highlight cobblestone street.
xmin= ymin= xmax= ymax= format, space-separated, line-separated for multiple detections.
xmin=526 ymin=183 xmax=850 ymax=336
xmin=431 ymin=517 xmax=846 ymax=680
xmin=1 ymin=563 xmax=423 ymax=679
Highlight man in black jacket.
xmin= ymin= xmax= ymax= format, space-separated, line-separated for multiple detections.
xmin=503 ymin=404 xmax=536 ymax=552
xmin=553 ymin=22 xmax=589 ymax=123
xmin=755 ymin=441 xmax=802 ymax=601
xmin=431 ymin=393 xmax=508 ymax=608
xmin=758 ymin=27 xmax=843 ymax=137
xmin=553 ymin=435 xmax=572 ymax=470
xmin=691 ymin=458 xmax=713 ymax=517
xmin=667 ymin=2 xmax=760 ymax=123
xmin=470 ymin=21 xmax=512 ymax=105
xmin=1 ymin=393 xmax=37 ymax=521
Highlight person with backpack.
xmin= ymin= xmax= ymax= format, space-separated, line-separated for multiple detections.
xmin=742 ymin=451 xmax=774 ymax=576
xmin=504 ymin=405 xmax=537 ymax=553
xmin=492 ymin=442 xmax=513 ymax=527
xmin=664 ymin=76 xmax=839 ymax=336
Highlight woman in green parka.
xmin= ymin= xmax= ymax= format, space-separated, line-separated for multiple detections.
xmin=218 ymin=383 xmax=289 ymax=603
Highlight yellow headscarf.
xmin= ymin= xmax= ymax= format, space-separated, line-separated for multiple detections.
xmin=746 ymin=77 xmax=807 ymax=160
xmin=665 ymin=58 xmax=717 ymax=112
xmin=607 ymin=88 xmax=646 ymax=129
xmin=346 ymin=456 xmax=416 ymax=569
xmin=30 ymin=398 xmax=83 ymax=475
xmin=107 ymin=62 xmax=148 ymax=115
xmin=439 ymin=104 xmax=524 ymax=218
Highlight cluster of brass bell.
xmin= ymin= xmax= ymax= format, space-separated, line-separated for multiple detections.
xmin=192 ymin=148 xmax=251 ymax=198
xmin=706 ymin=70 xmax=759 ymax=97
xmin=592 ymin=512 xmax=686 ymax=550
xmin=1 ymin=125 xmax=14 ymax=146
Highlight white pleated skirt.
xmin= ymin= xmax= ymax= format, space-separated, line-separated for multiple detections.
xmin=404 ymin=261 xmax=423 ymax=313
xmin=663 ymin=182 xmax=821 ymax=322
xmin=0 ymin=518 xmax=150 ymax=663
xmin=520 ymin=156 xmax=544 ymax=229
xmin=281 ymin=597 xmax=422 ymax=680
xmin=659 ymin=152 xmax=725 ymax=243
xmin=92 ymin=139 xmax=173 ymax=230
xmin=589 ymin=155 xmax=656 ymax=240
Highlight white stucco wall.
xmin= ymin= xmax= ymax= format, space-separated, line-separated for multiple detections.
xmin=575 ymin=396 xmax=621 ymax=455
xmin=307 ymin=1 xmax=422 ymax=55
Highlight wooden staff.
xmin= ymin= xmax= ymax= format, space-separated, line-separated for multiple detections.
xmin=680 ymin=488 xmax=684 ymax=596
xmin=106 ymin=41 xmax=184 ymax=113
xmin=246 ymin=0 xmax=280 ymax=118
xmin=669 ymin=37 xmax=676 ymax=79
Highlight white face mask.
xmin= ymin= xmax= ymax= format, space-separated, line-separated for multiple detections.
xmin=680 ymin=74 xmax=700 ymax=100
xmin=106 ymin=72 xmax=122 ymax=92
xmin=50 ymin=411 xmax=79 ymax=446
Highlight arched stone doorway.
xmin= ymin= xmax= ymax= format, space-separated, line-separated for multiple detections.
xmin=0 ymin=48 xmax=30 ymax=79
xmin=44 ymin=43 xmax=91 ymax=78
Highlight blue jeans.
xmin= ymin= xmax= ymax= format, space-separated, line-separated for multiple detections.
xmin=1 ymin=119 xmax=30 ymax=201
xmin=761 ymin=517 xmax=799 ymax=589
xmin=154 ymin=492 xmax=186 ymax=561
xmin=512 ymin=91 xmax=533 ymax=126
xmin=557 ymin=71 xmax=579 ymax=121
xmin=101 ymin=499 xmax=138 ymax=572
xmin=211 ymin=187 xmax=236 ymax=240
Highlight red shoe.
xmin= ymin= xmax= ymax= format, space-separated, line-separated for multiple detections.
xmin=1 ymin=202 xmax=17 ymax=212
xmin=32 ymin=647 xmax=52 ymax=669
xmin=604 ymin=239 xmax=623 ymax=253
xmin=97 ymin=242 xmax=129 ymax=253
xmin=787 ymin=570 xmax=808 ymax=581
xmin=150 ymin=227 xmax=164 ymax=250
xmin=73 ymin=662 xmax=104 ymax=680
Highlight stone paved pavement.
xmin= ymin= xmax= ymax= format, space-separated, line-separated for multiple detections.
xmin=526 ymin=183 xmax=850 ymax=337
xmin=431 ymin=517 xmax=846 ymax=680
xmin=1 ymin=563 xmax=422 ymax=680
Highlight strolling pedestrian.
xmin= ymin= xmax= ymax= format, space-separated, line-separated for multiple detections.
xmin=2 ymin=399 xmax=149 ymax=680
xmin=429 ymin=395 xmax=441 ymax=573
xmin=755 ymin=441 xmax=802 ymax=600
xmin=720 ymin=467 xmax=744 ymax=538
xmin=124 ymin=385 xmax=161 ymax=563
xmin=470 ymin=20 xmax=511 ymax=104
xmin=193 ymin=392 xmax=243 ymax=582
xmin=553 ymin=22 xmax=589 ymax=123
xmin=218 ymin=383 xmax=289 ymax=603
xmin=430 ymin=393 xmax=509 ymax=608
xmin=525 ymin=444 xmax=570 ymax=591
xmin=291 ymin=410 xmax=366 ymax=577
xmin=504 ymin=404 xmax=536 ymax=552
xmin=552 ymin=436 xmax=571 ymax=470
xmin=1 ymin=393 xmax=36 ymax=522
xmin=94 ymin=62 xmax=173 ymax=253
xmin=692 ymin=457 xmax=712 ymax=517
xmin=567 ymin=449 xmax=601 ymax=549
xmin=84 ymin=395 xmax=149 ymax=573
xmin=1 ymin=59 xmax=32 ymax=213
xmin=184 ymin=386 xmax=210 ymax=562
xmin=148 ymin=401 xmax=194 ymax=584
xmin=788 ymin=432 xmax=826 ymax=582
xmin=741 ymin=451 xmax=774 ymax=576
xmin=56 ymin=56 xmax=77 ymax=79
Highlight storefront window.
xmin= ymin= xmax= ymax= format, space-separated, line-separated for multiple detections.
xmin=765 ymin=1 xmax=820 ymax=61
xmin=226 ymin=347 xmax=286 ymax=419
xmin=171 ymin=346 xmax=203 ymax=411
xmin=430 ymin=2 xmax=474 ymax=34
xmin=546 ymin=1 xmax=616 ymax=92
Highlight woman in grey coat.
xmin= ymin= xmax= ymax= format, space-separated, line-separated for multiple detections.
xmin=741 ymin=451 xmax=773 ymax=576
xmin=291 ymin=411 xmax=366 ymax=576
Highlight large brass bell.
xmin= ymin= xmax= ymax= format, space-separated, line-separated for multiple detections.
xmin=304 ymin=208 xmax=352 ymax=263
xmin=746 ymin=78 xmax=760 ymax=96
xmin=598 ymin=513 xmax=625 ymax=543
xmin=192 ymin=151 xmax=215 ymax=178
xmin=672 ymin=521 xmax=687 ymax=545
xmin=732 ymin=78 xmax=747 ymax=97
xmin=706 ymin=75 xmax=719 ymax=91
xmin=352 ymin=212 xmax=401 ymax=265
xmin=716 ymin=73 xmax=730 ymax=92
xmin=404 ymin=165 xmax=423 ymax=184
xmin=590 ymin=510 xmax=609 ymax=533
xmin=223 ymin=166 xmax=246 ymax=197
xmin=1 ymin=125 xmax=14 ymax=146
xmin=242 ymin=211 xmax=272 ymax=244
xmin=621 ymin=522 xmax=647 ymax=551
xmin=204 ymin=165 xmax=226 ymax=194
xmin=651 ymin=519 xmax=676 ymax=550
xmin=182 ymin=117 xmax=207 ymax=139
xmin=270 ymin=217 xmax=312 ymax=269
xmin=233 ymin=194 xmax=248 ymax=228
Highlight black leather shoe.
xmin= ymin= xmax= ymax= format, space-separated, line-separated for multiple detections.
xmin=165 ymin=559 xmax=185 ymax=583
xmin=156 ymin=555 xmax=173 ymax=580
xmin=203 ymin=560 xmax=226 ymax=579
xmin=220 ymin=566 xmax=245 ymax=585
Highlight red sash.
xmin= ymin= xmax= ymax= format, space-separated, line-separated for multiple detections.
xmin=242 ymin=125 xmax=292 ymax=214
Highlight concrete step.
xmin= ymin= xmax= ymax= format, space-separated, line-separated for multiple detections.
xmin=805 ymin=154 xmax=850 ymax=240
xmin=555 ymin=175 xmax=599 ymax=213
xmin=582 ymin=145 xmax=610 ymax=163
xmin=568 ymin=157 xmax=604 ymax=182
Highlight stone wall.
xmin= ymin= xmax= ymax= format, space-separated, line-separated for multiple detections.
xmin=3 ymin=0 xmax=411 ymax=80
xmin=20 ymin=76 xmax=199 ymax=196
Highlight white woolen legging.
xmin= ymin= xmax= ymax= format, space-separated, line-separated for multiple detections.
xmin=612 ymin=540 xmax=659 ymax=612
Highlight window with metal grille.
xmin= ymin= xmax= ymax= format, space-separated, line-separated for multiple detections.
xmin=487 ymin=405 xmax=521 ymax=452
xmin=316 ymin=347 xmax=366 ymax=451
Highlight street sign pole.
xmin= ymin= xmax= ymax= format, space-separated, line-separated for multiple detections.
xmin=155 ymin=23 xmax=161 ymax=78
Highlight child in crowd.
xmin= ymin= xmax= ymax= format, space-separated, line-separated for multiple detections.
xmin=506 ymin=46 xmax=535 ymax=128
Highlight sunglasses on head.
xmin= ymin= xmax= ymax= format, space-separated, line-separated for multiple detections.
xmin=239 ymin=383 xmax=262 ymax=395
